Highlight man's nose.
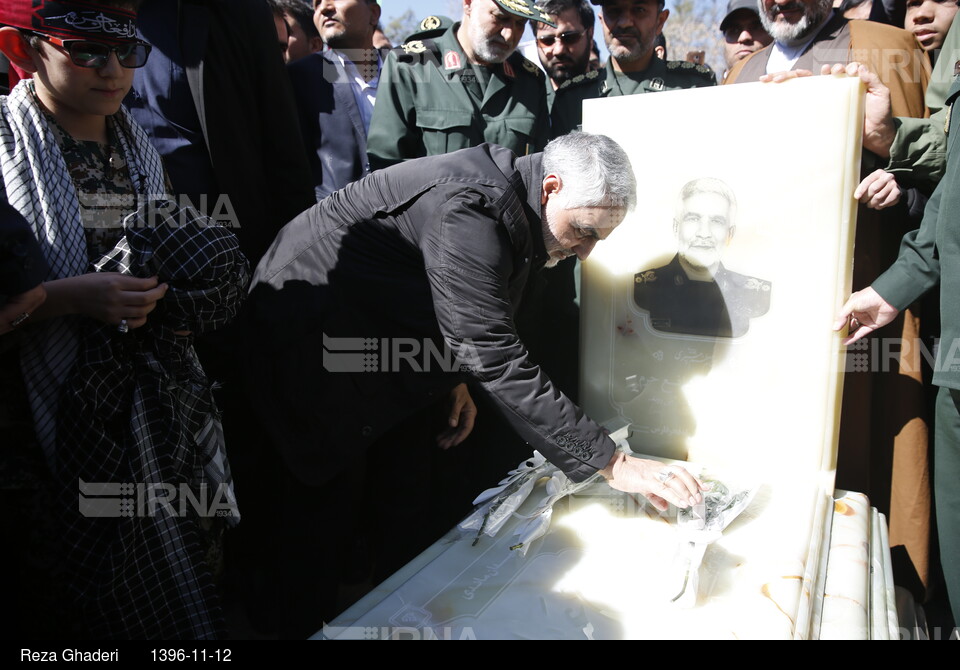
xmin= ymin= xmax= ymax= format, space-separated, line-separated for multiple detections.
xmin=576 ymin=238 xmax=598 ymax=260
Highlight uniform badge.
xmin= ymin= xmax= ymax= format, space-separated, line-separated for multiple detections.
xmin=498 ymin=0 xmax=534 ymax=16
xmin=572 ymin=74 xmax=584 ymax=84
xmin=503 ymin=60 xmax=515 ymax=78
xmin=649 ymin=77 xmax=664 ymax=91
xmin=954 ymin=60 xmax=960 ymax=77
xmin=681 ymin=61 xmax=693 ymax=69
xmin=444 ymin=50 xmax=461 ymax=70
xmin=522 ymin=59 xmax=538 ymax=74
xmin=402 ymin=40 xmax=426 ymax=55
xmin=420 ymin=15 xmax=441 ymax=31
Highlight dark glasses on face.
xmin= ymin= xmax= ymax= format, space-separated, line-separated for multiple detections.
xmin=31 ymin=33 xmax=152 ymax=68
xmin=536 ymin=30 xmax=585 ymax=48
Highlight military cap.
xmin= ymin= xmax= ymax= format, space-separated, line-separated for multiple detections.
xmin=720 ymin=0 xmax=762 ymax=32
xmin=404 ymin=14 xmax=454 ymax=42
xmin=494 ymin=0 xmax=557 ymax=27
xmin=589 ymin=0 xmax=666 ymax=6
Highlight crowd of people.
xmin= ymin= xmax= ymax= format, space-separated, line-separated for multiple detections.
xmin=1 ymin=0 xmax=957 ymax=640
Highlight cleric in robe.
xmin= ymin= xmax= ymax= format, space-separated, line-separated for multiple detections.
xmin=634 ymin=177 xmax=771 ymax=338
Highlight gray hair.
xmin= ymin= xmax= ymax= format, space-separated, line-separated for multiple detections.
xmin=675 ymin=177 xmax=737 ymax=223
xmin=542 ymin=132 xmax=637 ymax=211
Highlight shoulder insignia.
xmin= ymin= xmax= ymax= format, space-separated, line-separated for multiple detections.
xmin=503 ymin=60 xmax=515 ymax=78
xmin=696 ymin=64 xmax=713 ymax=75
xmin=681 ymin=61 xmax=694 ymax=69
xmin=744 ymin=278 xmax=772 ymax=292
xmin=444 ymin=50 xmax=462 ymax=70
xmin=420 ymin=15 xmax=441 ymax=31
xmin=667 ymin=61 xmax=679 ymax=70
xmin=636 ymin=270 xmax=658 ymax=284
xmin=522 ymin=59 xmax=539 ymax=74
xmin=401 ymin=40 xmax=426 ymax=55
xmin=556 ymin=69 xmax=597 ymax=91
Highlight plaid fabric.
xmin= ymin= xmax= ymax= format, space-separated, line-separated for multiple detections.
xmin=0 ymin=79 xmax=167 ymax=470
xmin=56 ymin=199 xmax=249 ymax=639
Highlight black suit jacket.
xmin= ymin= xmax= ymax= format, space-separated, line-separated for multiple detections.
xmin=247 ymin=145 xmax=614 ymax=486
xmin=162 ymin=0 xmax=315 ymax=265
xmin=288 ymin=52 xmax=383 ymax=201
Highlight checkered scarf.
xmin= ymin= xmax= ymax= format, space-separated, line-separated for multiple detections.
xmin=0 ymin=79 xmax=167 ymax=470
xmin=56 ymin=199 xmax=249 ymax=639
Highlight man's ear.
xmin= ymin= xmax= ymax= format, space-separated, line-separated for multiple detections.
xmin=309 ymin=35 xmax=324 ymax=53
xmin=370 ymin=1 xmax=382 ymax=27
xmin=541 ymin=174 xmax=562 ymax=205
xmin=726 ymin=225 xmax=736 ymax=245
xmin=0 ymin=27 xmax=39 ymax=74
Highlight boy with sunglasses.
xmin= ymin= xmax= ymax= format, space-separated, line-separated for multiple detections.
xmin=0 ymin=0 xmax=247 ymax=639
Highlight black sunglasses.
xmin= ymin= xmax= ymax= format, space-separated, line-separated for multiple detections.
xmin=536 ymin=30 xmax=585 ymax=48
xmin=30 ymin=32 xmax=152 ymax=69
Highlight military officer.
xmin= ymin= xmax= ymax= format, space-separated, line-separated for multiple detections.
xmin=367 ymin=0 xmax=552 ymax=170
xmin=634 ymin=177 xmax=771 ymax=339
xmin=551 ymin=0 xmax=716 ymax=137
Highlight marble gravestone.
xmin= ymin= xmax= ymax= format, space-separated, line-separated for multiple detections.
xmin=321 ymin=76 xmax=895 ymax=640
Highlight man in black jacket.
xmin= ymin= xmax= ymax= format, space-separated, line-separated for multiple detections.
xmin=246 ymin=132 xmax=705 ymax=635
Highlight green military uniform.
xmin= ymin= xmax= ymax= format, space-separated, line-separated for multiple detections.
xmin=887 ymin=16 xmax=960 ymax=190
xmin=367 ymin=23 xmax=550 ymax=171
xmin=871 ymin=68 xmax=960 ymax=629
xmin=551 ymin=56 xmax=716 ymax=137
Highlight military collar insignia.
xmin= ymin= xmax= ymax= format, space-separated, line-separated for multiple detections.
xmin=402 ymin=40 xmax=426 ymax=54
xmin=503 ymin=59 xmax=515 ymax=78
xmin=667 ymin=60 xmax=713 ymax=76
xmin=444 ymin=50 xmax=462 ymax=70
xmin=522 ymin=59 xmax=538 ymax=74
xmin=555 ymin=68 xmax=598 ymax=91
xmin=600 ymin=79 xmax=611 ymax=95
xmin=648 ymin=77 xmax=664 ymax=91
xmin=420 ymin=15 xmax=442 ymax=31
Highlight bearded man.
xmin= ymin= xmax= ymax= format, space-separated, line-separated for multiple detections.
xmin=367 ymin=0 xmax=551 ymax=170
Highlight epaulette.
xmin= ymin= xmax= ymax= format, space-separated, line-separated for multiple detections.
xmin=555 ymin=68 xmax=601 ymax=93
xmin=666 ymin=59 xmax=716 ymax=79
xmin=508 ymin=50 xmax=544 ymax=79
xmin=393 ymin=38 xmax=442 ymax=64
xmin=635 ymin=269 xmax=658 ymax=284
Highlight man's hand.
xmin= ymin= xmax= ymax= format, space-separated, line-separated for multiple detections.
xmin=759 ymin=62 xmax=896 ymax=158
xmin=833 ymin=286 xmax=900 ymax=345
xmin=821 ymin=62 xmax=895 ymax=158
xmin=436 ymin=382 xmax=477 ymax=449
xmin=854 ymin=169 xmax=901 ymax=209
xmin=0 ymin=283 xmax=47 ymax=335
xmin=600 ymin=451 xmax=705 ymax=511
xmin=39 ymin=273 xmax=168 ymax=329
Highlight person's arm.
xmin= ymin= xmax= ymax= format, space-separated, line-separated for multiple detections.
xmin=30 ymin=273 xmax=168 ymax=329
xmin=835 ymin=166 xmax=944 ymax=343
xmin=0 ymin=200 xmax=48 ymax=334
xmin=423 ymin=191 xmax=703 ymax=508
xmin=367 ymin=50 xmax=422 ymax=171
